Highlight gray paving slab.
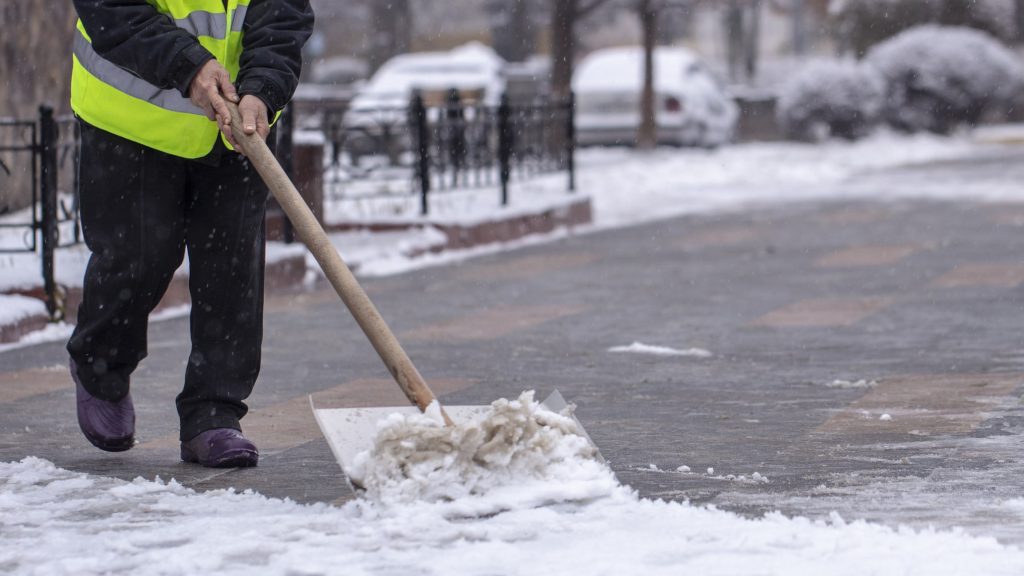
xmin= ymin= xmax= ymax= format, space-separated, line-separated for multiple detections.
xmin=5 ymin=176 xmax=1024 ymax=541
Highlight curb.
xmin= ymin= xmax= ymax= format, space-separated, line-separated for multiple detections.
xmin=0 ymin=293 xmax=50 ymax=345
xmin=325 ymin=196 xmax=593 ymax=253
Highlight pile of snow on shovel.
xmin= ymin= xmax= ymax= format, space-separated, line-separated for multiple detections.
xmin=349 ymin=391 xmax=616 ymax=507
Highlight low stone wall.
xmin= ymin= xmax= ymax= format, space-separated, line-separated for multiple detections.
xmin=437 ymin=197 xmax=593 ymax=251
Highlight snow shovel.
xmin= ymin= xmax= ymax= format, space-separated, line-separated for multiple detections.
xmin=226 ymin=103 xmax=595 ymax=490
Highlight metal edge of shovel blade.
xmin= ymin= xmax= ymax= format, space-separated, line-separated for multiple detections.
xmin=542 ymin=390 xmax=605 ymax=464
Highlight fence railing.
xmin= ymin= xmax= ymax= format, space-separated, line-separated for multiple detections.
xmin=320 ymin=91 xmax=576 ymax=216
xmin=1 ymin=94 xmax=578 ymax=318
xmin=0 ymin=106 xmax=82 ymax=318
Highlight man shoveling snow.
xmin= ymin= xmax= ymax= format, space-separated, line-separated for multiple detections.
xmin=65 ymin=0 xmax=313 ymax=466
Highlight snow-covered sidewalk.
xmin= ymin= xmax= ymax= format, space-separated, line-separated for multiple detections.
xmin=5 ymin=129 xmax=1024 ymax=574
xmin=0 ymin=128 xmax=1015 ymax=347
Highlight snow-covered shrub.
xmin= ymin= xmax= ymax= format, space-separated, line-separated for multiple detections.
xmin=865 ymin=25 xmax=1024 ymax=134
xmin=776 ymin=60 xmax=886 ymax=141
xmin=830 ymin=0 xmax=1017 ymax=55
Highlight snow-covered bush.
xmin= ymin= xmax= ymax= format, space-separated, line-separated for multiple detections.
xmin=865 ymin=25 xmax=1024 ymax=134
xmin=776 ymin=60 xmax=886 ymax=141
xmin=830 ymin=0 xmax=1017 ymax=55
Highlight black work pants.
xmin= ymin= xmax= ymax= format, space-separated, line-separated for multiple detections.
xmin=67 ymin=122 xmax=268 ymax=441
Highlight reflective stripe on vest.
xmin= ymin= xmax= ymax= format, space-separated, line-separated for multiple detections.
xmin=231 ymin=5 xmax=248 ymax=32
xmin=73 ymin=29 xmax=200 ymax=115
xmin=71 ymin=0 xmax=251 ymax=159
xmin=175 ymin=11 xmax=228 ymax=39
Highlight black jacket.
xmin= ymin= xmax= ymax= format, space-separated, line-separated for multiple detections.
xmin=72 ymin=0 xmax=314 ymax=114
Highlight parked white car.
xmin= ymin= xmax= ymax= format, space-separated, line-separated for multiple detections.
xmin=573 ymin=47 xmax=738 ymax=147
xmin=344 ymin=42 xmax=506 ymax=130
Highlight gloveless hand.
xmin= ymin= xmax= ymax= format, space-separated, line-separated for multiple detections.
xmin=188 ymin=60 xmax=238 ymax=137
xmin=224 ymin=95 xmax=270 ymax=154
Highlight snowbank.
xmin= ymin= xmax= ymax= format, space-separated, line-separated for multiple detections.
xmin=0 ymin=294 xmax=47 ymax=326
xmin=3 ymin=456 xmax=1024 ymax=575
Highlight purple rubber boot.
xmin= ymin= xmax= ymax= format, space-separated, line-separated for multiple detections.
xmin=181 ymin=428 xmax=259 ymax=468
xmin=71 ymin=359 xmax=135 ymax=452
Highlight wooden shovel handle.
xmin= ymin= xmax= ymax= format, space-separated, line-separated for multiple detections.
xmin=225 ymin=102 xmax=453 ymax=426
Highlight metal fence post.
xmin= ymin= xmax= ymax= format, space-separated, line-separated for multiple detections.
xmin=566 ymin=92 xmax=576 ymax=193
xmin=498 ymin=93 xmax=512 ymax=207
xmin=410 ymin=92 xmax=431 ymax=216
xmin=446 ymin=88 xmax=466 ymax=188
xmin=38 ymin=106 xmax=60 ymax=319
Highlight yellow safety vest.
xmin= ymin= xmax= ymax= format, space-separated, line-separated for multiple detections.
xmin=71 ymin=0 xmax=251 ymax=159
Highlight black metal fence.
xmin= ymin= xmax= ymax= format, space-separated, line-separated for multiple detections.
xmin=1 ymin=94 xmax=577 ymax=317
xmin=0 ymin=106 xmax=82 ymax=318
xmin=321 ymin=91 xmax=576 ymax=216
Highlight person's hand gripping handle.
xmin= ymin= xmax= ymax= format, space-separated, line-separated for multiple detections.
xmin=188 ymin=60 xmax=269 ymax=153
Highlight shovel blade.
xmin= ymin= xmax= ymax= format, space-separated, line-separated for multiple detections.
xmin=311 ymin=390 xmax=596 ymax=492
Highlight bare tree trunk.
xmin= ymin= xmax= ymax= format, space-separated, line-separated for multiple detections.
xmin=723 ymin=1 xmax=744 ymax=82
xmin=744 ymin=0 xmax=762 ymax=81
xmin=791 ymin=0 xmax=807 ymax=55
xmin=1017 ymin=0 xmax=1024 ymax=42
xmin=491 ymin=0 xmax=536 ymax=62
xmin=637 ymin=0 xmax=658 ymax=150
xmin=0 ymin=1 xmax=77 ymax=212
xmin=368 ymin=0 xmax=412 ymax=74
xmin=550 ymin=0 xmax=577 ymax=101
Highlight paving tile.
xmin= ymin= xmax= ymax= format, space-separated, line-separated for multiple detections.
xmin=990 ymin=205 xmax=1024 ymax=227
xmin=0 ymin=364 xmax=70 ymax=404
xmin=402 ymin=304 xmax=587 ymax=342
xmin=931 ymin=263 xmax=1024 ymax=288
xmin=815 ymin=245 xmax=920 ymax=268
xmin=751 ymin=297 xmax=895 ymax=327
xmin=815 ymin=206 xmax=891 ymax=225
xmin=816 ymin=373 xmax=1023 ymax=436
xmin=455 ymin=252 xmax=598 ymax=282
xmin=675 ymin=225 xmax=761 ymax=251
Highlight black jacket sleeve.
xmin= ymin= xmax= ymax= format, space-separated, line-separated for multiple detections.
xmin=72 ymin=0 xmax=214 ymax=97
xmin=236 ymin=0 xmax=315 ymax=114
